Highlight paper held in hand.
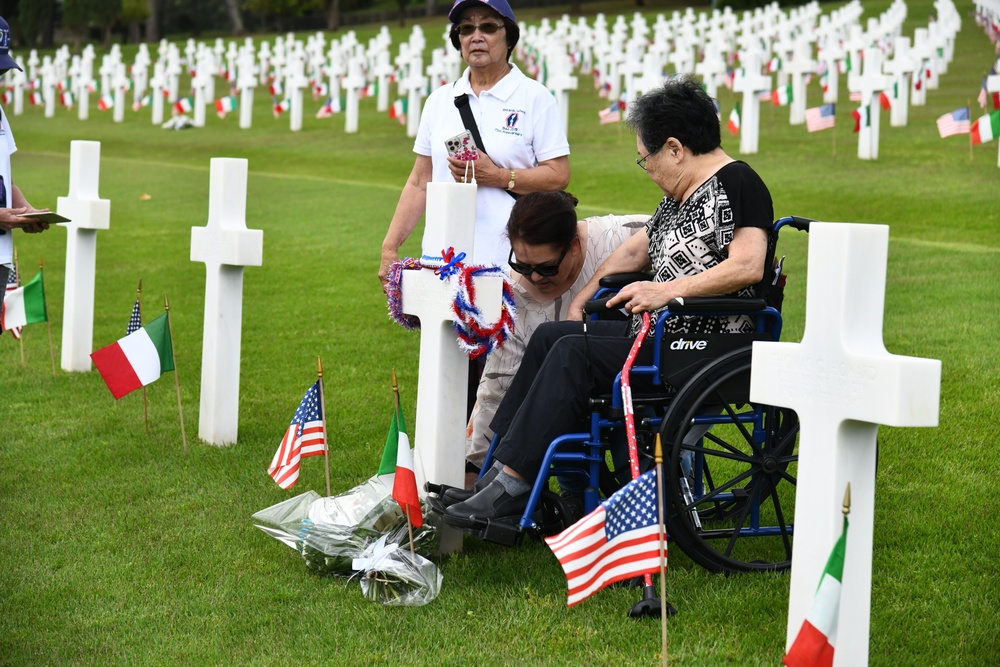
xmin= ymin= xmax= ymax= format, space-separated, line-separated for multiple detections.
xmin=21 ymin=211 xmax=72 ymax=224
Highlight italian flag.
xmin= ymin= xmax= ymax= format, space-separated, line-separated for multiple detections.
xmin=174 ymin=97 xmax=193 ymax=114
xmin=389 ymin=98 xmax=407 ymax=125
xmin=783 ymin=516 xmax=849 ymax=667
xmin=0 ymin=270 xmax=47 ymax=332
xmin=971 ymin=110 xmax=1000 ymax=145
xmin=727 ymin=102 xmax=741 ymax=136
xmin=28 ymin=91 xmax=43 ymax=106
xmin=377 ymin=406 xmax=422 ymax=528
xmin=91 ymin=312 xmax=174 ymax=400
xmin=215 ymin=95 xmax=238 ymax=117
xmin=771 ymin=84 xmax=793 ymax=106
xmin=98 ymin=94 xmax=114 ymax=111
xmin=851 ymin=106 xmax=869 ymax=133
xmin=879 ymin=90 xmax=892 ymax=111
xmin=60 ymin=91 xmax=74 ymax=107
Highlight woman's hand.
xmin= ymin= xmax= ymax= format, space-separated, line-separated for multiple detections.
xmin=0 ymin=207 xmax=49 ymax=233
xmin=606 ymin=280 xmax=673 ymax=315
xmin=447 ymin=151 xmax=502 ymax=187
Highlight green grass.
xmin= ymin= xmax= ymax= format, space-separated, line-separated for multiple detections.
xmin=2 ymin=1 xmax=1000 ymax=665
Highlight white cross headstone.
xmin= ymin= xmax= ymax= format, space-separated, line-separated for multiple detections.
xmin=785 ymin=40 xmax=816 ymax=126
xmin=190 ymin=159 xmax=264 ymax=445
xmin=76 ymin=49 xmax=94 ymax=120
xmin=286 ymin=47 xmax=308 ymax=132
xmin=237 ymin=47 xmax=258 ymax=130
xmin=400 ymin=181 xmax=504 ymax=554
xmin=732 ymin=53 xmax=771 ymax=155
xmin=883 ymin=36 xmax=914 ymax=127
xmin=342 ymin=60 xmax=365 ymax=135
xmin=987 ymin=74 xmax=1000 ymax=168
xmin=402 ymin=54 xmax=426 ymax=139
xmin=750 ymin=222 xmax=941 ymax=667
xmin=112 ymin=62 xmax=127 ymax=123
xmin=56 ymin=141 xmax=111 ymax=372
xmin=848 ymin=50 xmax=887 ymax=160
xmin=150 ymin=61 xmax=166 ymax=125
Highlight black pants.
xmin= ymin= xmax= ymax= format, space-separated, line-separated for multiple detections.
xmin=0 ymin=264 xmax=8 ymax=308
xmin=488 ymin=319 xmax=656 ymax=483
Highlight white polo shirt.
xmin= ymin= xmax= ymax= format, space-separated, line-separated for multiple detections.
xmin=0 ymin=104 xmax=16 ymax=267
xmin=414 ymin=64 xmax=570 ymax=268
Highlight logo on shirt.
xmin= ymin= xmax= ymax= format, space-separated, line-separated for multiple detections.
xmin=505 ymin=112 xmax=519 ymax=128
xmin=497 ymin=108 xmax=525 ymax=137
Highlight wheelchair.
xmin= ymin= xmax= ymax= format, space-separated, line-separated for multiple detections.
xmin=427 ymin=216 xmax=811 ymax=577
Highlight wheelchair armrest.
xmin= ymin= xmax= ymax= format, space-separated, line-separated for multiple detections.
xmin=666 ymin=297 xmax=768 ymax=313
xmin=598 ymin=272 xmax=654 ymax=289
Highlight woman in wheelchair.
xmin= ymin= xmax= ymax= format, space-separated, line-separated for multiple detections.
xmin=443 ymin=76 xmax=776 ymax=527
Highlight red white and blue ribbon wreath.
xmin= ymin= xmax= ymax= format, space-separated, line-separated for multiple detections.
xmin=385 ymin=248 xmax=516 ymax=360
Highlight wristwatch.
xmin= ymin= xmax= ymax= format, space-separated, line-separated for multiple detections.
xmin=507 ymin=168 xmax=516 ymax=191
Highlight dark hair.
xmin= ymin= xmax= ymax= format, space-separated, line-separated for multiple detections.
xmin=626 ymin=76 xmax=721 ymax=156
xmin=506 ymin=191 xmax=579 ymax=247
xmin=449 ymin=17 xmax=519 ymax=60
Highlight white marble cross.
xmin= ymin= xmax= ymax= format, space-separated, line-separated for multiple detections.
xmin=112 ymin=62 xmax=128 ymax=123
xmin=785 ymin=40 xmax=816 ymax=126
xmin=750 ymin=222 xmax=940 ymax=667
xmin=731 ymin=52 xmax=771 ymax=155
xmin=150 ymin=61 xmax=166 ymax=125
xmin=342 ymin=58 xmax=365 ymax=134
xmin=286 ymin=46 xmax=308 ymax=132
xmin=402 ymin=54 xmax=427 ymax=139
xmin=400 ymin=182 xmax=504 ymax=553
xmin=56 ymin=141 xmax=111 ymax=372
xmin=883 ymin=36 xmax=914 ymax=128
xmin=848 ymin=50 xmax=887 ymax=161
xmin=190 ymin=159 xmax=264 ymax=445
xmin=237 ymin=47 xmax=258 ymax=130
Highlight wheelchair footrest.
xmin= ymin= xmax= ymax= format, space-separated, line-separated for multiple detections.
xmin=442 ymin=513 xmax=526 ymax=547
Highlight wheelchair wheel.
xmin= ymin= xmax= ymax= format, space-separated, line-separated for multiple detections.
xmin=659 ymin=347 xmax=798 ymax=574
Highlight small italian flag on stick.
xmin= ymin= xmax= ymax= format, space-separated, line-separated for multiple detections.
xmin=0 ymin=269 xmax=47 ymax=333
xmin=783 ymin=485 xmax=851 ymax=667
xmin=174 ymin=96 xmax=193 ymax=115
xmin=98 ymin=94 xmax=114 ymax=111
xmin=91 ymin=312 xmax=174 ymax=400
xmin=971 ymin=110 xmax=1000 ymax=145
xmin=215 ymin=95 xmax=238 ymax=118
xmin=727 ymin=102 xmax=741 ymax=136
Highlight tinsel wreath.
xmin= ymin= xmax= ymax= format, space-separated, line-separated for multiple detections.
xmin=385 ymin=249 xmax=516 ymax=360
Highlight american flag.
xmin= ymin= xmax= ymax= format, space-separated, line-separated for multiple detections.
xmin=4 ymin=265 xmax=22 ymax=339
xmin=936 ymin=106 xmax=971 ymax=138
xmin=598 ymin=99 xmax=625 ymax=125
xmin=805 ymin=103 xmax=836 ymax=132
xmin=268 ymin=380 xmax=326 ymax=489
xmin=545 ymin=468 xmax=663 ymax=607
xmin=127 ymin=297 xmax=142 ymax=335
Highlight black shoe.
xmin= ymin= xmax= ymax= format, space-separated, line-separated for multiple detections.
xmin=439 ymin=464 xmax=501 ymax=507
xmin=443 ymin=479 xmax=530 ymax=528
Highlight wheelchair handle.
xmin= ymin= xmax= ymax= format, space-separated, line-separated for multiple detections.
xmin=584 ymin=296 xmax=616 ymax=315
xmin=775 ymin=216 xmax=814 ymax=233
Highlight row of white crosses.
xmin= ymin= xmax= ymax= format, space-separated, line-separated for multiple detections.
xmin=51 ymin=139 xmax=263 ymax=445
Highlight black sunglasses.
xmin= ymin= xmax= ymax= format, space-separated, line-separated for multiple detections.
xmin=508 ymin=243 xmax=571 ymax=277
xmin=455 ymin=22 xmax=505 ymax=37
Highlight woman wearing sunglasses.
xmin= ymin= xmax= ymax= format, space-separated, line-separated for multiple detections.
xmin=458 ymin=191 xmax=647 ymax=496
xmin=378 ymin=0 xmax=570 ymax=283
xmin=443 ymin=77 xmax=774 ymax=526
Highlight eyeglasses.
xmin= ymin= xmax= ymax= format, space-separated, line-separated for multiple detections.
xmin=636 ymin=148 xmax=659 ymax=171
xmin=508 ymin=244 xmax=571 ymax=277
xmin=456 ymin=22 xmax=505 ymax=37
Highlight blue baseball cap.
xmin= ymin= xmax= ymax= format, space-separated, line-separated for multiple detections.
xmin=448 ymin=0 xmax=516 ymax=24
xmin=0 ymin=17 xmax=22 ymax=72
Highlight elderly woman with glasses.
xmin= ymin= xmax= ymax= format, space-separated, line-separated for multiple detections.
xmin=379 ymin=0 xmax=571 ymax=283
xmin=443 ymin=77 xmax=774 ymax=527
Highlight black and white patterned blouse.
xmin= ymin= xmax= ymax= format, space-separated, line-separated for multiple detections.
xmin=632 ymin=160 xmax=774 ymax=336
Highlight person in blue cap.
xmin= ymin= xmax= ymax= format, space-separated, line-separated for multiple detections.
xmin=0 ymin=15 xmax=50 ymax=308
xmin=379 ymin=0 xmax=571 ymax=280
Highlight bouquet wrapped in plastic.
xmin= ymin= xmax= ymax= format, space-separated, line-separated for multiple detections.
xmin=353 ymin=535 xmax=443 ymax=607
xmin=253 ymin=475 xmax=439 ymax=582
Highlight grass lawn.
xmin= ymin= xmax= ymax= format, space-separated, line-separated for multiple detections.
xmin=1 ymin=1 xmax=999 ymax=665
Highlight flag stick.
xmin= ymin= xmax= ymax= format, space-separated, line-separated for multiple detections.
xmin=317 ymin=355 xmax=331 ymax=498
xmin=164 ymin=294 xmax=188 ymax=456
xmin=843 ymin=481 xmax=852 ymax=516
xmin=655 ymin=434 xmax=668 ymax=667
xmin=138 ymin=279 xmax=149 ymax=435
xmin=14 ymin=248 xmax=24 ymax=365
xmin=39 ymin=256 xmax=56 ymax=378
xmin=392 ymin=368 xmax=416 ymax=558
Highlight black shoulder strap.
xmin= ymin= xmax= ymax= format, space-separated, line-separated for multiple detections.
xmin=453 ymin=93 xmax=487 ymax=155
